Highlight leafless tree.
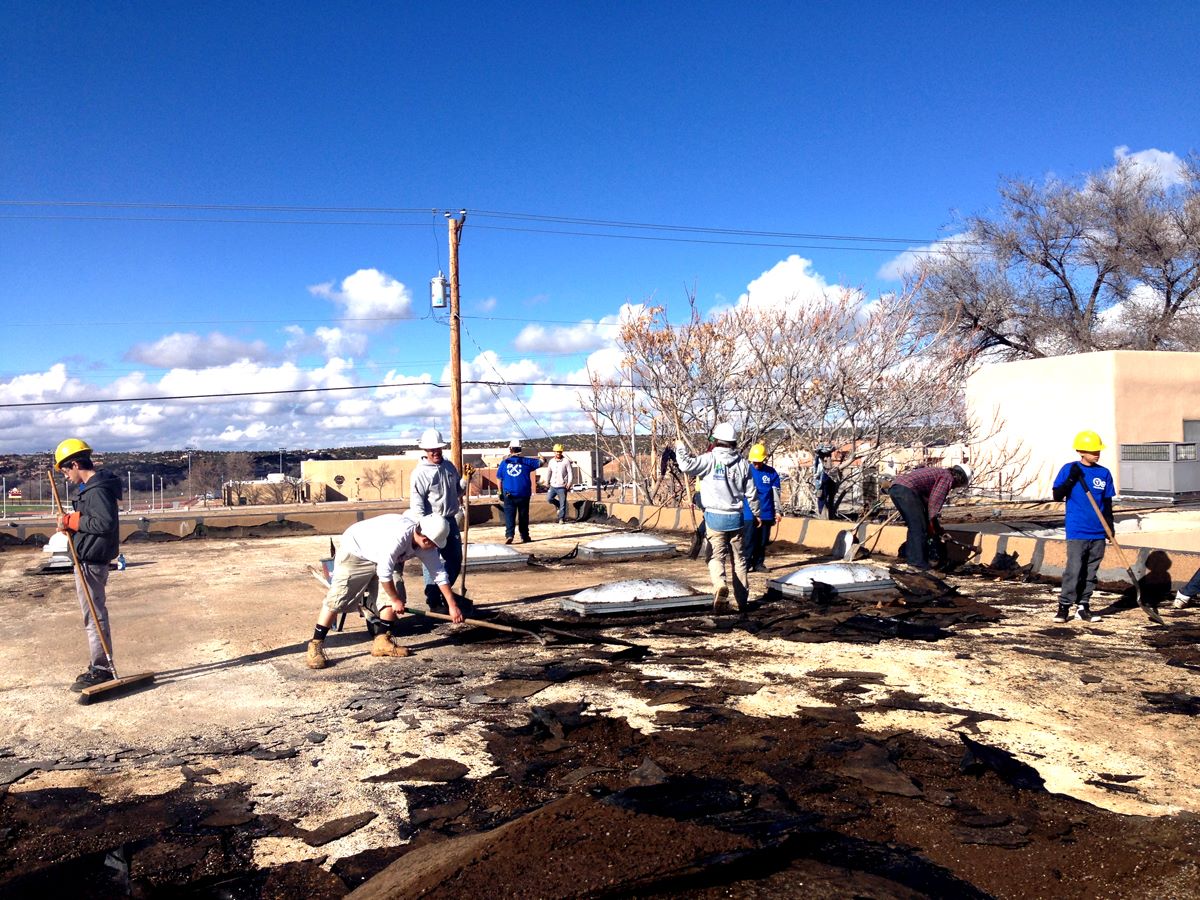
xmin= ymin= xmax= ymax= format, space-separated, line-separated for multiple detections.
xmin=914 ymin=156 xmax=1200 ymax=362
xmin=189 ymin=455 xmax=223 ymax=506
xmin=225 ymin=452 xmax=256 ymax=505
xmin=360 ymin=464 xmax=395 ymax=501
xmin=583 ymin=282 xmax=1032 ymax=513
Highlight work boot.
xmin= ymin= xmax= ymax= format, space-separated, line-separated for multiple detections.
xmin=1053 ymin=605 xmax=1071 ymax=624
xmin=306 ymin=639 xmax=328 ymax=670
xmin=71 ymin=667 xmax=114 ymax=692
xmin=504 ymin=537 xmax=513 ymax=545
xmin=712 ymin=583 xmax=730 ymax=613
xmin=371 ymin=634 xmax=411 ymax=658
xmin=1074 ymin=606 xmax=1102 ymax=623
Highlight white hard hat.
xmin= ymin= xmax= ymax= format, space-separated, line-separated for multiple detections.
xmin=953 ymin=463 xmax=972 ymax=484
xmin=711 ymin=422 xmax=736 ymax=443
xmin=419 ymin=428 xmax=446 ymax=450
xmin=418 ymin=514 xmax=450 ymax=549
xmin=508 ymin=437 xmax=522 ymax=449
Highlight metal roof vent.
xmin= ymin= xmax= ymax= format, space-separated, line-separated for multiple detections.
xmin=768 ymin=563 xmax=895 ymax=599
xmin=578 ymin=533 xmax=677 ymax=560
xmin=560 ymin=578 xmax=709 ymax=616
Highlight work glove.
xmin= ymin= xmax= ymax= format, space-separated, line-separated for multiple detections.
xmin=455 ymin=509 xmax=465 ymax=530
xmin=59 ymin=511 xmax=80 ymax=532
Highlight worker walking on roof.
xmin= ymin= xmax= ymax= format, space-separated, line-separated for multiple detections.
xmin=54 ymin=438 xmax=124 ymax=693
xmin=742 ymin=443 xmax=782 ymax=573
xmin=1051 ymin=431 xmax=1113 ymax=623
xmin=499 ymin=439 xmax=542 ymax=543
xmin=409 ymin=428 xmax=466 ymax=612
xmin=887 ymin=463 xmax=971 ymax=570
xmin=307 ymin=513 xmax=464 ymax=669
xmin=546 ymin=444 xmax=573 ymax=524
xmin=676 ymin=423 xmax=761 ymax=613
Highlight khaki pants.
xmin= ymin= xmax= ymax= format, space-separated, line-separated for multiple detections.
xmin=707 ymin=528 xmax=749 ymax=608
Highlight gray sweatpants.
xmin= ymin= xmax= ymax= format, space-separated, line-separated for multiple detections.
xmin=1061 ymin=538 xmax=1106 ymax=608
xmin=75 ymin=562 xmax=113 ymax=671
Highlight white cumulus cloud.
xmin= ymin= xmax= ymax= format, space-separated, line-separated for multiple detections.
xmin=309 ymin=268 xmax=413 ymax=329
xmin=878 ymin=233 xmax=973 ymax=281
xmin=733 ymin=255 xmax=850 ymax=311
xmin=125 ymin=332 xmax=271 ymax=368
xmin=1114 ymin=145 xmax=1186 ymax=187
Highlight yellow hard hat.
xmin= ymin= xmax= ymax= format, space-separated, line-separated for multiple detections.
xmin=748 ymin=443 xmax=767 ymax=462
xmin=54 ymin=437 xmax=92 ymax=469
xmin=552 ymin=443 xmax=564 ymax=452
xmin=1073 ymin=430 xmax=1105 ymax=452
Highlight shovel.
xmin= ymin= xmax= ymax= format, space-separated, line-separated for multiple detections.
xmin=841 ymin=507 xmax=899 ymax=562
xmin=1079 ymin=480 xmax=1163 ymax=625
xmin=48 ymin=470 xmax=156 ymax=704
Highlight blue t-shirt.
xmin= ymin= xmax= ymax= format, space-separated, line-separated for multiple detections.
xmin=498 ymin=455 xmax=541 ymax=497
xmin=742 ymin=464 xmax=782 ymax=521
xmin=1053 ymin=461 xmax=1114 ymax=540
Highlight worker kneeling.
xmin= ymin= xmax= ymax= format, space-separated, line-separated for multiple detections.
xmin=307 ymin=513 xmax=464 ymax=669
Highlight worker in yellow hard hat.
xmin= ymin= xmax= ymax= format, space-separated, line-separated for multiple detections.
xmin=53 ymin=438 xmax=125 ymax=692
xmin=546 ymin=443 xmax=573 ymax=524
xmin=1050 ymin=430 xmax=1112 ymax=623
xmin=742 ymin=444 xmax=782 ymax=572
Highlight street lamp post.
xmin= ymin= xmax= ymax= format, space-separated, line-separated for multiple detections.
xmin=278 ymin=447 xmax=285 ymax=475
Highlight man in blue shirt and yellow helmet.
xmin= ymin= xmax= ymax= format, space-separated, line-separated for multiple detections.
xmin=1051 ymin=430 xmax=1113 ymax=623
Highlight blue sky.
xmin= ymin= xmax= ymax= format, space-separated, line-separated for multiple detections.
xmin=2 ymin=2 xmax=1197 ymax=453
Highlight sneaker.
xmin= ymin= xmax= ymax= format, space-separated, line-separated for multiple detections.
xmin=71 ymin=667 xmax=114 ymax=692
xmin=1174 ymin=591 xmax=1192 ymax=610
xmin=1053 ymin=606 xmax=1071 ymax=624
xmin=504 ymin=537 xmax=513 ymax=545
xmin=1074 ymin=607 xmax=1102 ymax=623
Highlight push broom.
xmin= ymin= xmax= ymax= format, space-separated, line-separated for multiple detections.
xmin=49 ymin=470 xmax=155 ymax=703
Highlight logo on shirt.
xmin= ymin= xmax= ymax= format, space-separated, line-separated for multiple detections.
xmin=505 ymin=462 xmax=524 ymax=477
xmin=1091 ymin=477 xmax=1106 ymax=490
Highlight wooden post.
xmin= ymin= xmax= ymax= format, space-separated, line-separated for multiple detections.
xmin=447 ymin=210 xmax=467 ymax=473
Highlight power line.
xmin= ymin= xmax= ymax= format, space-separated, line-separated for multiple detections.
xmin=0 ymin=379 xmax=604 ymax=410
xmin=0 ymin=199 xmax=980 ymax=251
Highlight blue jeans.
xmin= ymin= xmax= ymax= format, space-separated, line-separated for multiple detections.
xmin=423 ymin=516 xmax=462 ymax=606
xmin=503 ymin=494 xmax=531 ymax=540
xmin=547 ymin=486 xmax=568 ymax=522
xmin=743 ymin=518 xmax=772 ymax=568
xmin=889 ymin=484 xmax=930 ymax=567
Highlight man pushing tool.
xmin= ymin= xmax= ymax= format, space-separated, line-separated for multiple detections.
xmin=307 ymin=513 xmax=465 ymax=669
xmin=54 ymin=438 xmax=124 ymax=692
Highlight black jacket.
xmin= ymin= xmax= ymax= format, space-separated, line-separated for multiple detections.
xmin=73 ymin=470 xmax=122 ymax=564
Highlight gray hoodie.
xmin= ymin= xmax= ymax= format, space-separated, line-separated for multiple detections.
xmin=675 ymin=442 xmax=761 ymax=518
xmin=409 ymin=457 xmax=463 ymax=518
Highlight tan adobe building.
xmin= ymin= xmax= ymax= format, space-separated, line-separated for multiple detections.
xmin=967 ymin=350 xmax=1200 ymax=499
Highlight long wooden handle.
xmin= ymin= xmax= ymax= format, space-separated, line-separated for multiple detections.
xmin=306 ymin=565 xmax=545 ymax=644
xmin=49 ymin=469 xmax=119 ymax=673
xmin=1080 ymin=485 xmax=1134 ymax=572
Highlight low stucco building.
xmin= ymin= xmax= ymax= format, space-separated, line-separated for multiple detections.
xmin=967 ymin=350 xmax=1200 ymax=499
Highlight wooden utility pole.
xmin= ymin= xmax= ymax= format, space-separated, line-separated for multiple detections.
xmin=446 ymin=210 xmax=467 ymax=472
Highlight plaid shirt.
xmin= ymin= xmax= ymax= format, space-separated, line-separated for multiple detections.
xmin=892 ymin=467 xmax=955 ymax=519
